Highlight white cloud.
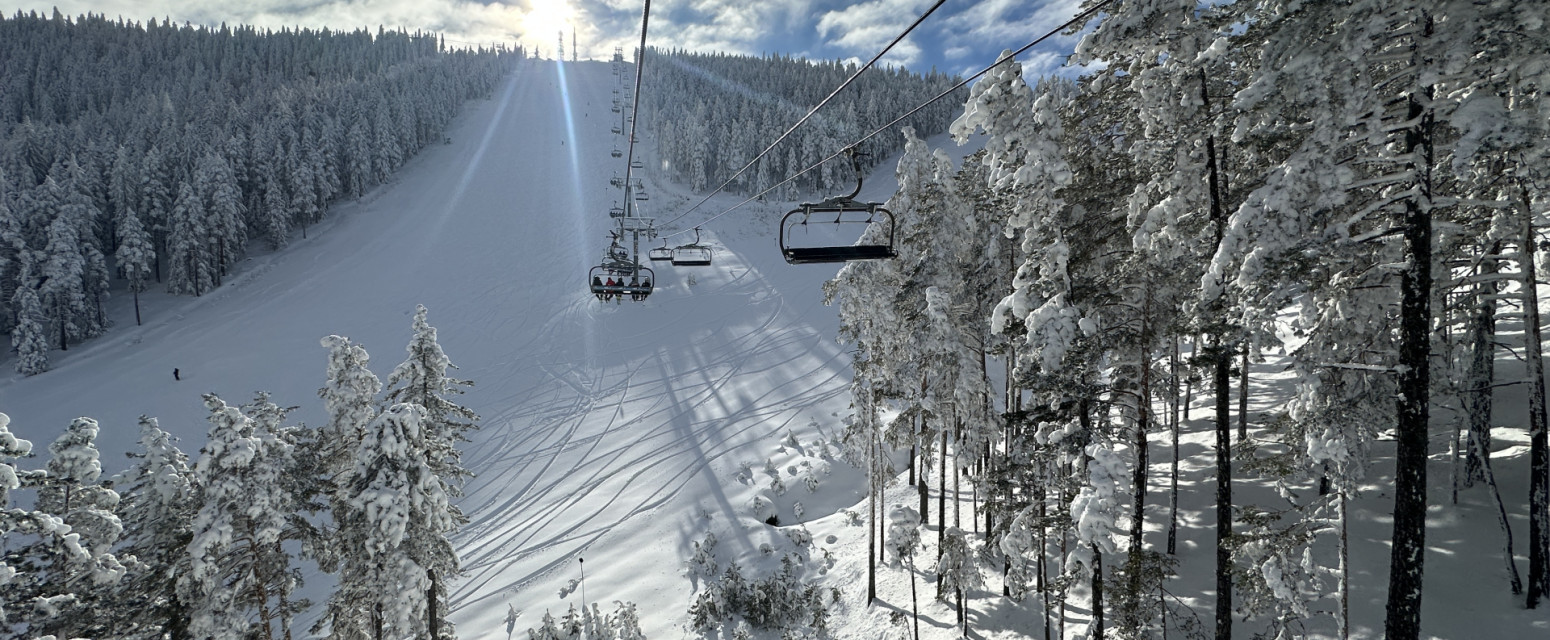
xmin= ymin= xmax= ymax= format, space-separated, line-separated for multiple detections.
xmin=813 ymin=0 xmax=930 ymax=67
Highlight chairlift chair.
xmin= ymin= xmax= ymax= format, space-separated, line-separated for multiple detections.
xmin=648 ymin=241 xmax=673 ymax=262
xmin=670 ymin=228 xmax=714 ymax=267
xmin=612 ymin=125 xmax=622 ymax=135
xmin=588 ymin=264 xmax=655 ymax=301
xmin=630 ymin=159 xmax=644 ymax=170
xmin=609 ymin=203 xmax=626 ymax=218
xmin=779 ymin=148 xmax=896 ymax=264
xmin=611 ymin=148 xmax=623 ymax=158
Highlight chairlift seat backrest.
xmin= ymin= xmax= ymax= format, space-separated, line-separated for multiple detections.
xmin=670 ymin=245 xmax=712 ymax=267
xmin=779 ymin=198 xmax=896 ymax=265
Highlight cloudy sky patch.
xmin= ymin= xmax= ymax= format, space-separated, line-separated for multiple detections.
xmin=13 ymin=0 xmax=1090 ymax=78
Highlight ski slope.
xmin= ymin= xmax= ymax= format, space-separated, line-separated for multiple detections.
xmin=7 ymin=58 xmax=1546 ymax=640
xmin=0 ymin=59 xmax=866 ymax=638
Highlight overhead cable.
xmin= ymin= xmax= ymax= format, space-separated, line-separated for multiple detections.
xmin=660 ymin=0 xmax=1119 ymax=239
xmin=657 ymin=0 xmax=951 ymax=229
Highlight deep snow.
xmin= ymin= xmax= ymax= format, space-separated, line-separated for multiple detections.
xmin=2 ymin=59 xmax=1547 ymax=639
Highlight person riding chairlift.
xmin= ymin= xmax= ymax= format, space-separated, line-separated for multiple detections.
xmin=604 ymin=276 xmax=616 ymax=301
xmin=592 ymin=276 xmax=605 ymax=301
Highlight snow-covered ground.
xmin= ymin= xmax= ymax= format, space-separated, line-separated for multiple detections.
xmin=2 ymin=59 xmax=1546 ymax=639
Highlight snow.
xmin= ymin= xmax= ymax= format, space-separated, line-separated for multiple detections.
xmin=0 ymin=57 xmax=1547 ymax=639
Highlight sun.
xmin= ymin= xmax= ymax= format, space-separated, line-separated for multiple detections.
xmin=522 ymin=0 xmax=576 ymax=53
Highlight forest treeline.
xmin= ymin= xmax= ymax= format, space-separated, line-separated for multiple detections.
xmin=0 ymin=10 xmax=513 ymax=375
xmin=639 ymin=48 xmax=964 ymax=198
xmin=826 ymin=2 xmax=1549 ymax=639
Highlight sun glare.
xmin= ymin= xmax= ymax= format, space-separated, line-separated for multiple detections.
xmin=522 ymin=0 xmax=575 ymax=53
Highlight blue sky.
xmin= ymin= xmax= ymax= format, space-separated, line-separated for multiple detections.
xmin=12 ymin=0 xmax=1088 ymax=77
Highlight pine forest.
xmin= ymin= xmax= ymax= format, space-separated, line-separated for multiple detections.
xmin=1 ymin=2 xmax=1549 ymax=640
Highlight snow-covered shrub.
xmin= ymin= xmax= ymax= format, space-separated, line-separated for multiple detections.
xmin=686 ymin=542 xmax=832 ymax=637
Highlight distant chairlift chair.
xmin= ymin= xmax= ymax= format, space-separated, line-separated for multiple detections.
xmin=670 ymin=228 xmax=713 ymax=267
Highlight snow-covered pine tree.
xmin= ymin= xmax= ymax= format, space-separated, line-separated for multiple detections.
xmin=110 ymin=415 xmax=197 ymax=640
xmin=315 ymin=335 xmax=382 ymax=640
xmin=115 ymin=206 xmax=155 ymax=325
xmin=39 ymin=209 xmax=88 ymax=351
xmin=166 ymin=182 xmax=212 ymax=296
xmin=11 ymin=255 xmax=50 ymax=375
xmin=936 ymin=526 xmax=983 ymax=636
xmin=887 ymin=506 xmax=923 ymax=640
xmin=346 ymin=403 xmax=459 ymax=640
xmin=19 ymin=416 xmax=125 ymax=639
xmin=380 ymin=304 xmax=475 ymax=637
xmin=384 ymin=304 xmax=479 ymax=486
xmin=181 ymin=394 xmax=302 ymax=640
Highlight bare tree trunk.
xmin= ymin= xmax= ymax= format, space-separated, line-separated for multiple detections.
xmin=1169 ymin=337 xmax=1181 ymax=555
xmin=869 ymin=421 xmax=877 ymax=605
xmin=429 ymin=569 xmax=440 ymax=640
xmin=1464 ymin=242 xmax=1498 ymax=486
xmin=1522 ymin=184 xmax=1550 ymax=608
xmin=1468 ymin=410 xmax=1523 ymax=594
xmin=1385 ymin=27 xmax=1435 ymax=636
xmin=1092 ymin=544 xmax=1105 ymax=640
xmin=954 ymin=419 xmax=963 ymax=533
xmin=940 ymin=425 xmax=948 ymax=554
xmin=1339 ymin=491 xmax=1350 ymax=640
xmin=909 ymin=556 xmax=921 ymax=640
xmin=1238 ymin=346 xmax=1249 ymax=443
xmin=1040 ymin=478 xmax=1051 ymax=640
xmin=1201 ymin=67 xmax=1233 ymax=640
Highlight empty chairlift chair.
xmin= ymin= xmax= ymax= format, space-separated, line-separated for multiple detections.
xmin=780 ymin=198 xmax=896 ymax=264
xmin=671 ymin=229 xmax=714 ymax=267
xmin=648 ymin=241 xmax=673 ymax=262
xmin=779 ymin=149 xmax=897 ymax=264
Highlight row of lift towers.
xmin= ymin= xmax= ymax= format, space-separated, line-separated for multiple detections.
xmin=589 ymin=48 xmax=714 ymax=303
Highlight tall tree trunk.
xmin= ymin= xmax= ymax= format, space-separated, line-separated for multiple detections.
xmin=954 ymin=419 xmax=963 ymax=532
xmin=1040 ymin=480 xmax=1051 ymax=640
xmin=1212 ymin=336 xmax=1233 ymax=640
xmin=940 ymin=425 xmax=948 ymax=554
xmin=1339 ymin=491 xmax=1350 ymax=640
xmin=1092 ymin=544 xmax=1105 ymax=640
xmin=1522 ymin=184 xmax=1550 ymax=608
xmin=1133 ymin=331 xmax=1151 ymax=555
xmin=869 ymin=422 xmax=877 ymax=605
xmin=909 ymin=556 xmax=921 ymax=640
xmin=1468 ymin=406 xmax=1523 ymax=595
xmin=1385 ymin=27 xmax=1435 ymax=636
xmin=1169 ymin=337 xmax=1181 ymax=555
xmin=1202 ymin=67 xmax=1233 ymax=640
xmin=429 ymin=569 xmax=440 ymax=640
xmin=1238 ymin=346 xmax=1249 ymax=442
xmin=1464 ymin=243 xmax=1498 ymax=486
xmin=133 ymin=288 xmax=142 ymax=326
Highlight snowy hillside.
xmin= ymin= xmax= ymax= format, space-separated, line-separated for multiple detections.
xmin=0 ymin=58 xmax=863 ymax=638
xmin=5 ymin=53 xmax=1550 ymax=640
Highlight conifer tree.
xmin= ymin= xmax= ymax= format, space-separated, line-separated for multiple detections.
xmin=181 ymin=394 xmax=303 ymax=640
xmin=115 ymin=208 xmax=154 ymax=325
xmin=11 ymin=256 xmax=50 ymax=375
xmin=111 ymin=416 xmax=197 ymax=640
